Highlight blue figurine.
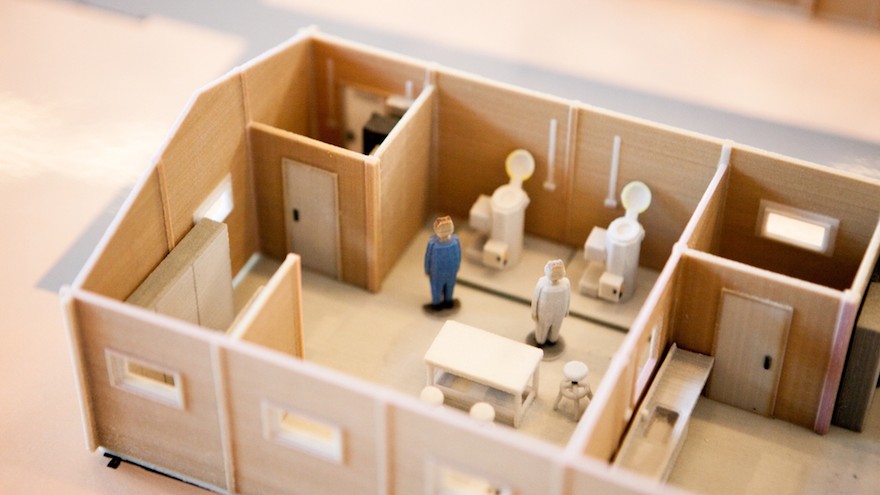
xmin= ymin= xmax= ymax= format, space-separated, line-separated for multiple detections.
xmin=424 ymin=216 xmax=462 ymax=311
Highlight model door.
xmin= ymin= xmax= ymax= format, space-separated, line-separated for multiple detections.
xmin=282 ymin=158 xmax=340 ymax=278
xmin=708 ymin=289 xmax=792 ymax=416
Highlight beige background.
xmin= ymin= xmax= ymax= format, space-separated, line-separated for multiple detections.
xmin=2 ymin=0 xmax=879 ymax=493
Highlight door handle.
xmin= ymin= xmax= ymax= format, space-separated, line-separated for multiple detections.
xmin=763 ymin=355 xmax=772 ymax=370
xmin=293 ymin=209 xmax=300 ymax=222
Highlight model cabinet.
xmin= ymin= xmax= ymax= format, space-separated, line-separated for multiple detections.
xmin=127 ymin=219 xmax=235 ymax=331
xmin=614 ymin=344 xmax=714 ymax=481
xmin=424 ymin=320 xmax=543 ymax=427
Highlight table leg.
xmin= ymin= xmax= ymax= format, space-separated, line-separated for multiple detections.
xmin=426 ymin=364 xmax=435 ymax=386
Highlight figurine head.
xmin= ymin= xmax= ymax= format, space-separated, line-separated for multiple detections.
xmin=545 ymin=259 xmax=566 ymax=282
xmin=433 ymin=216 xmax=454 ymax=240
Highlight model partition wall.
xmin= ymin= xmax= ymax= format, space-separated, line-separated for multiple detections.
xmin=575 ymin=247 xmax=684 ymax=462
xmin=229 ymin=254 xmax=304 ymax=358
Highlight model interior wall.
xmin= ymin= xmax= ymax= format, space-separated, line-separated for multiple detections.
xmin=717 ymin=148 xmax=880 ymax=290
xmin=232 ymin=254 xmax=304 ymax=358
xmin=579 ymin=248 xmax=684 ymax=461
xmin=375 ymin=87 xmax=435 ymax=283
xmin=682 ymin=163 xmax=730 ymax=254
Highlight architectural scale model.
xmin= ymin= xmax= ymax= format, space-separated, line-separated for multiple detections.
xmin=61 ymin=29 xmax=880 ymax=495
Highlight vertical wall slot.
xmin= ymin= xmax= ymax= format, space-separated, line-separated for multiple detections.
xmin=605 ymin=135 xmax=622 ymax=208
xmin=326 ymin=58 xmax=336 ymax=128
xmin=544 ymin=118 xmax=558 ymax=191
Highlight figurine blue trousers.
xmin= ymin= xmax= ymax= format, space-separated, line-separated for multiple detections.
xmin=430 ymin=276 xmax=456 ymax=306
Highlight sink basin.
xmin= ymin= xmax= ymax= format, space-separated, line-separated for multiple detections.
xmin=642 ymin=405 xmax=679 ymax=444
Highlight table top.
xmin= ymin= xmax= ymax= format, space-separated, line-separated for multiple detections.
xmin=425 ymin=320 xmax=544 ymax=395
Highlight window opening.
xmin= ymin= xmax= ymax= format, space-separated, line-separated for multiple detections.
xmin=194 ymin=175 xmax=233 ymax=223
xmin=262 ymin=401 xmax=344 ymax=463
xmin=429 ymin=462 xmax=511 ymax=495
xmin=757 ymin=200 xmax=839 ymax=255
xmin=105 ymin=349 xmax=184 ymax=408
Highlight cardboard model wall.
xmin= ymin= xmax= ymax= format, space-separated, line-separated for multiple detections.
xmin=64 ymin=29 xmax=880 ymax=494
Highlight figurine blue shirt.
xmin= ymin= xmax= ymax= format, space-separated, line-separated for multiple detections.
xmin=425 ymin=234 xmax=461 ymax=306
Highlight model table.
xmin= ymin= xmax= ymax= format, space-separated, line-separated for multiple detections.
xmin=424 ymin=320 xmax=544 ymax=427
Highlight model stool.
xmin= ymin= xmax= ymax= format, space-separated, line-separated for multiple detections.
xmin=554 ymin=361 xmax=593 ymax=421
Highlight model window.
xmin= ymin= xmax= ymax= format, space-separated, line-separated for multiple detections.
xmin=430 ymin=463 xmax=511 ymax=495
xmin=757 ymin=200 xmax=839 ymax=256
xmin=105 ymin=349 xmax=184 ymax=409
xmin=193 ymin=174 xmax=234 ymax=223
xmin=261 ymin=401 xmax=344 ymax=463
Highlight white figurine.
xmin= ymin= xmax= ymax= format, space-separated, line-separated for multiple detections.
xmin=531 ymin=259 xmax=571 ymax=347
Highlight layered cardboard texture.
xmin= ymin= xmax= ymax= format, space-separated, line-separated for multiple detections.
xmin=80 ymin=168 xmax=169 ymax=300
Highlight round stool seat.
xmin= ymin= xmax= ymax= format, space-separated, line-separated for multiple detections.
xmin=563 ymin=361 xmax=589 ymax=382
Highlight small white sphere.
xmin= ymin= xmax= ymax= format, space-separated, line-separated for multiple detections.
xmin=469 ymin=402 xmax=496 ymax=423
xmin=420 ymin=386 xmax=444 ymax=405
